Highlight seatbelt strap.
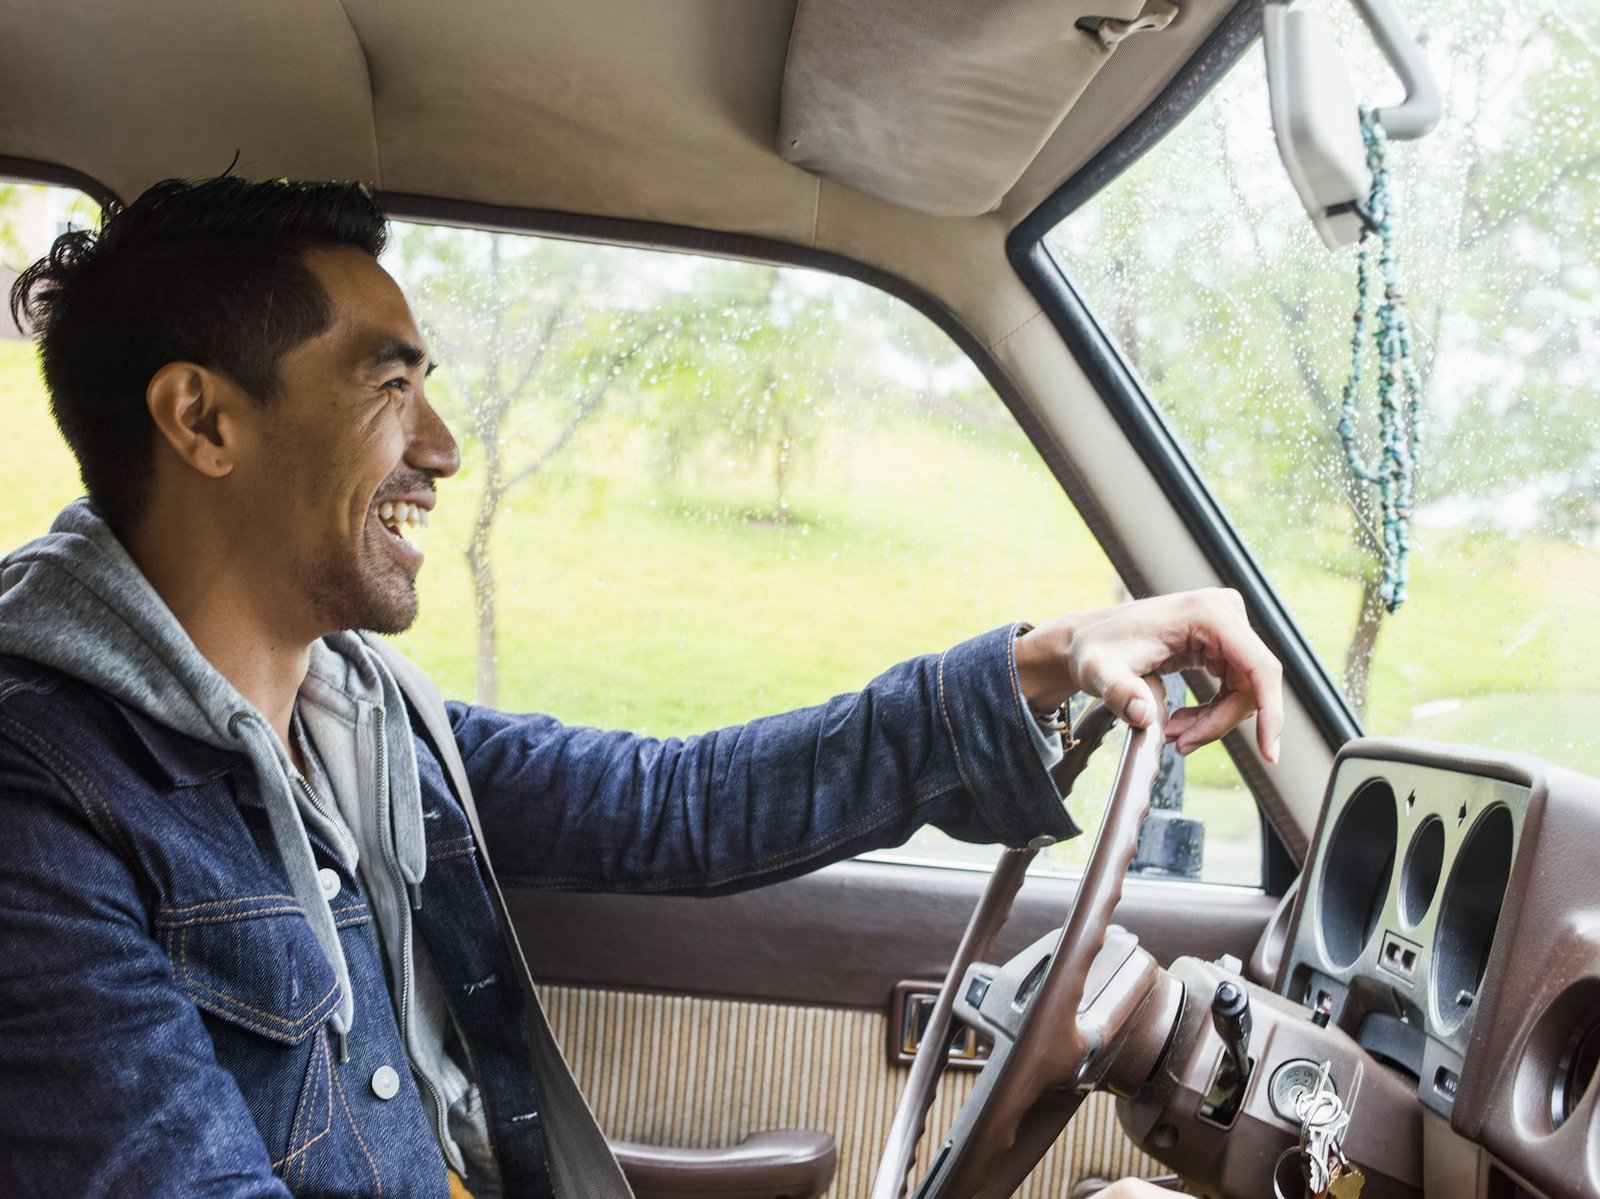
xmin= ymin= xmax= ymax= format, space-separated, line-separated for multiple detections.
xmin=365 ymin=636 xmax=636 ymax=1199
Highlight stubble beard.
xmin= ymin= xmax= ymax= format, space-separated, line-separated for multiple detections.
xmin=305 ymin=523 xmax=420 ymax=636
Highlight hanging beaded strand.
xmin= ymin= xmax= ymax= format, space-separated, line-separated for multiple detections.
xmin=1336 ymin=107 xmax=1422 ymax=613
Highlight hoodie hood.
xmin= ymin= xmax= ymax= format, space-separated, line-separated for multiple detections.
xmin=0 ymin=498 xmax=427 ymax=1051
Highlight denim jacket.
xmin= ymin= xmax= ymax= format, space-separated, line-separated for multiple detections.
xmin=0 ymin=626 xmax=1070 ymax=1197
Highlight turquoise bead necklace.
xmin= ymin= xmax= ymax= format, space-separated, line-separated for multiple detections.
xmin=1336 ymin=107 xmax=1422 ymax=613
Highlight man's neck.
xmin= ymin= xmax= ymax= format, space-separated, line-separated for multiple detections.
xmin=188 ymin=616 xmax=312 ymax=766
xmin=122 ymin=518 xmax=313 ymax=765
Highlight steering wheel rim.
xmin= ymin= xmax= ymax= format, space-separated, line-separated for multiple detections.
xmin=871 ymin=697 xmax=1170 ymax=1199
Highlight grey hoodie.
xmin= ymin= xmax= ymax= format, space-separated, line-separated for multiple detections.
xmin=0 ymin=498 xmax=428 ymax=1056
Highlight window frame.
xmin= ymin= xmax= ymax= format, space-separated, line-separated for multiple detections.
xmin=1004 ymin=0 xmax=1363 ymax=762
xmin=0 ymin=156 xmax=119 ymax=212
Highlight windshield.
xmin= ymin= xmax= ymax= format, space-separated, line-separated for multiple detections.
xmin=1047 ymin=0 xmax=1599 ymax=774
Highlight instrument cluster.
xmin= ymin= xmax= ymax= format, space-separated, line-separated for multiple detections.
xmin=1279 ymin=751 xmax=1527 ymax=1121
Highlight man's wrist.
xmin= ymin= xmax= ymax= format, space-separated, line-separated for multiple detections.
xmin=1013 ymin=619 xmax=1079 ymax=713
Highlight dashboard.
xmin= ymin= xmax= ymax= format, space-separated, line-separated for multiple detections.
xmin=1282 ymin=753 xmax=1527 ymax=1121
xmin=1275 ymin=739 xmax=1600 ymax=1199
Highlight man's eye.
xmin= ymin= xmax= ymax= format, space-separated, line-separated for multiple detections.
xmin=383 ymin=378 xmax=410 ymax=392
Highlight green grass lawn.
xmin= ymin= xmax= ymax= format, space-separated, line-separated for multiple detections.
xmin=1261 ymin=530 xmax=1600 ymax=774
xmin=7 ymin=334 xmax=1600 ymax=886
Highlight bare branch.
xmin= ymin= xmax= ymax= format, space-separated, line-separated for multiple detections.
xmin=503 ymin=330 xmax=664 ymax=492
xmin=506 ymin=276 xmax=581 ymax=405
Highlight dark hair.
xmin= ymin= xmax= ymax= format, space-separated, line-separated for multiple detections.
xmin=9 ymin=175 xmax=389 ymax=530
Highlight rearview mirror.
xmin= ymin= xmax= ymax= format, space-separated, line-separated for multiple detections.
xmin=1263 ymin=0 xmax=1442 ymax=249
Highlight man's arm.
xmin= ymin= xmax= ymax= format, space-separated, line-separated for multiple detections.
xmin=0 ymin=757 xmax=290 ymax=1198
xmin=449 ymin=588 xmax=1284 ymax=897
xmin=449 ymin=625 xmax=1070 ymax=896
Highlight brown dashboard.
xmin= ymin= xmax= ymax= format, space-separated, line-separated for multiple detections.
xmin=1276 ymin=738 xmax=1600 ymax=1199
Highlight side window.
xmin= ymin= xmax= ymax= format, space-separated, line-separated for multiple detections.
xmin=1 ymin=180 xmax=99 ymax=542
xmin=0 ymin=185 xmax=1264 ymax=887
xmin=382 ymin=222 xmax=1265 ymax=886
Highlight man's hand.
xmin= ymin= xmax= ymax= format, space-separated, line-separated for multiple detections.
xmin=1089 ymin=1181 xmax=1187 ymax=1198
xmin=1014 ymin=589 xmax=1284 ymax=764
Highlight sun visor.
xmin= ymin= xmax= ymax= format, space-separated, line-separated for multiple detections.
xmin=777 ymin=0 xmax=1177 ymax=217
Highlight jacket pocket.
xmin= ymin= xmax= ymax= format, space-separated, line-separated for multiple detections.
xmin=158 ymin=896 xmax=343 ymax=1043
xmin=157 ymin=898 xmax=346 ymax=1181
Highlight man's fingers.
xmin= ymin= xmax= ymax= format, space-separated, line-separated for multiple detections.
xmin=1056 ymin=588 xmax=1285 ymax=762
xmin=1197 ymin=603 xmax=1284 ymax=763
xmin=1164 ymin=705 xmax=1204 ymax=743
xmin=1171 ymin=690 xmax=1254 ymax=755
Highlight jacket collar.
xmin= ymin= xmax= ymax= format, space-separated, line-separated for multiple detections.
xmin=116 ymin=701 xmax=243 ymax=789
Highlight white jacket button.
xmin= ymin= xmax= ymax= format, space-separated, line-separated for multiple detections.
xmin=317 ymin=868 xmax=341 ymax=899
xmin=371 ymin=1065 xmax=400 ymax=1100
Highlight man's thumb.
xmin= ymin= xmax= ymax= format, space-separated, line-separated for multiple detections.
xmin=1102 ymin=675 xmax=1161 ymax=728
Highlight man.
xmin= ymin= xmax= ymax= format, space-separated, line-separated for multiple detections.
xmin=0 ymin=177 xmax=1281 ymax=1197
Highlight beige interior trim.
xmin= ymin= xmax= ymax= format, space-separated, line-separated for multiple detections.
xmin=0 ymin=0 xmax=1245 ymax=236
xmin=542 ymin=984 xmax=1161 ymax=1198
xmin=996 ymin=0 xmax=1241 ymax=222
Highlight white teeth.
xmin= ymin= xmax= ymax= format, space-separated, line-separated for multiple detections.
xmin=377 ymin=499 xmax=432 ymax=534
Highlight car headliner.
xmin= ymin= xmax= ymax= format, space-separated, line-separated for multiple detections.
xmin=0 ymin=0 xmax=1328 ymax=851
xmin=2 ymin=0 xmax=1238 ymax=299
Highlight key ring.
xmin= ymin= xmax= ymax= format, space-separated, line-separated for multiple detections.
xmin=1275 ymin=1060 xmax=1353 ymax=1199
xmin=1272 ymin=1145 xmax=1309 ymax=1199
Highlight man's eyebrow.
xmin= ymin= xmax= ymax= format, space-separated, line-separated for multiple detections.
xmin=364 ymin=338 xmax=438 ymax=377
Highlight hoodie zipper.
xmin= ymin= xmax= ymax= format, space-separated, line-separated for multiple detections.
xmin=290 ymin=713 xmax=358 ymax=869
xmin=293 ymin=774 xmax=357 ymax=869
xmin=372 ymin=704 xmax=456 ymax=1169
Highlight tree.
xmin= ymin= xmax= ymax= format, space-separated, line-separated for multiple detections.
xmin=390 ymin=228 xmax=681 ymax=705
xmin=640 ymin=263 xmax=911 ymax=522
xmin=0 ymin=184 xmax=20 ymax=263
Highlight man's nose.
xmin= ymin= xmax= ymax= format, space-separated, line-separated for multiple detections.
xmin=408 ymin=394 xmax=461 ymax=479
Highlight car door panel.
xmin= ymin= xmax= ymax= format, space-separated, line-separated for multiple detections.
xmin=541 ymin=984 xmax=1161 ymax=1198
xmin=510 ymin=859 xmax=1276 ymax=1196
xmin=510 ymin=859 xmax=1277 ymax=1005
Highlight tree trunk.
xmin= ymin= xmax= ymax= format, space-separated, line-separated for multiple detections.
xmin=772 ymin=407 xmax=792 ymax=522
xmin=1343 ymin=573 xmax=1388 ymax=720
xmin=467 ymin=237 xmax=510 ymax=707
xmin=453 ymin=237 xmax=651 ymax=703
xmin=467 ymin=533 xmax=498 ymax=707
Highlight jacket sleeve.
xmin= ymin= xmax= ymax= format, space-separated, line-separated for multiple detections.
xmin=448 ymin=625 xmax=1077 ymax=896
xmin=0 ymin=749 xmax=291 ymax=1198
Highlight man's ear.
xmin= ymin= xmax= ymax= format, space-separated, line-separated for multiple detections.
xmin=145 ymin=363 xmax=243 ymax=479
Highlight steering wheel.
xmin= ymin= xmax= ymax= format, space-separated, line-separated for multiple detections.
xmin=871 ymin=698 xmax=1183 ymax=1199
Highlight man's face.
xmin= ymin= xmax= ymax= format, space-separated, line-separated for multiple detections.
xmin=231 ymin=246 xmax=459 ymax=638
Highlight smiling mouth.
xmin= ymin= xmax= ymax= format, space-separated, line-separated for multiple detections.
xmin=378 ymin=500 xmax=430 ymax=542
